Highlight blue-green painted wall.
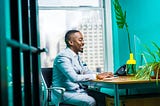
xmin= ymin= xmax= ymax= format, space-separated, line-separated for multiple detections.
xmin=112 ymin=0 xmax=160 ymax=71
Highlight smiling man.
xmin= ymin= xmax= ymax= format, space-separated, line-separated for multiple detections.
xmin=52 ymin=30 xmax=113 ymax=106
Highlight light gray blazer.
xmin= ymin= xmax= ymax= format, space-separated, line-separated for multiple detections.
xmin=52 ymin=47 xmax=95 ymax=91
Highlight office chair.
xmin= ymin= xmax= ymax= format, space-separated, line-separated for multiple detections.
xmin=41 ymin=68 xmax=65 ymax=106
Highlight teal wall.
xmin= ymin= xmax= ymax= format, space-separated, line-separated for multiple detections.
xmin=112 ymin=0 xmax=160 ymax=71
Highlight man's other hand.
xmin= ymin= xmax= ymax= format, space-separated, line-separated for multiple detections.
xmin=96 ymin=72 xmax=114 ymax=80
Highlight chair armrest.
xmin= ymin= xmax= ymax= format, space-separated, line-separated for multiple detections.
xmin=47 ymin=87 xmax=65 ymax=94
xmin=47 ymin=87 xmax=65 ymax=91
xmin=47 ymin=87 xmax=65 ymax=105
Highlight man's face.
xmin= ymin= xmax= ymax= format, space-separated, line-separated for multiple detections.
xmin=69 ymin=32 xmax=84 ymax=54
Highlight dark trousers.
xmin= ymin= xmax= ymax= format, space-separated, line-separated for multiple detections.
xmin=87 ymin=89 xmax=107 ymax=106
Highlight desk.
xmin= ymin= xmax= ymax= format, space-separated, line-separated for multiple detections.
xmin=84 ymin=76 xmax=160 ymax=106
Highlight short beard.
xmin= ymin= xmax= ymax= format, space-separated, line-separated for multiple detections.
xmin=79 ymin=49 xmax=83 ymax=53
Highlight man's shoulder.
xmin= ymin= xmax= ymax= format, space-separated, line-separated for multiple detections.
xmin=54 ymin=48 xmax=73 ymax=63
xmin=59 ymin=48 xmax=70 ymax=55
xmin=57 ymin=48 xmax=73 ymax=58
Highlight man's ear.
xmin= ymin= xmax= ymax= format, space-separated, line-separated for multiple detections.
xmin=68 ymin=41 xmax=73 ymax=46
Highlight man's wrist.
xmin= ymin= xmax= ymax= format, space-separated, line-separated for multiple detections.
xmin=95 ymin=71 xmax=101 ymax=79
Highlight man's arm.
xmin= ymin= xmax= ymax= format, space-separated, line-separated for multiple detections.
xmin=55 ymin=56 xmax=96 ymax=82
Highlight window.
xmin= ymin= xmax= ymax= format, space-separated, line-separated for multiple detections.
xmin=38 ymin=0 xmax=113 ymax=72
xmin=38 ymin=0 xmax=100 ymax=7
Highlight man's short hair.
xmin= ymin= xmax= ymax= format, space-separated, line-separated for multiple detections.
xmin=65 ymin=30 xmax=80 ymax=47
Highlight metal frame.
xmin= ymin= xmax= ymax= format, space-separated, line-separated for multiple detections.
xmin=0 ymin=0 xmax=44 ymax=105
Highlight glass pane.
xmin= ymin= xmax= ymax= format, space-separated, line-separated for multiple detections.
xmin=39 ymin=9 xmax=104 ymax=72
xmin=38 ymin=0 xmax=101 ymax=7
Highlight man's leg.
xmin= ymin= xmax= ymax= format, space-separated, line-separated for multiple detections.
xmin=62 ymin=91 xmax=96 ymax=106
xmin=87 ymin=89 xmax=106 ymax=106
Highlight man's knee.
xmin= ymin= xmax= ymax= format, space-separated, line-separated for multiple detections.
xmin=82 ymin=96 xmax=96 ymax=106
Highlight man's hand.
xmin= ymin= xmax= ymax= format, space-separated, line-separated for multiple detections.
xmin=96 ymin=72 xmax=114 ymax=80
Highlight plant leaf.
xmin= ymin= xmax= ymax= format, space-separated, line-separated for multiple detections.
xmin=143 ymin=44 xmax=156 ymax=62
xmin=152 ymin=41 xmax=160 ymax=59
xmin=113 ymin=0 xmax=126 ymax=29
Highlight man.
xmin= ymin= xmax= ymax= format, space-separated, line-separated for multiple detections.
xmin=52 ymin=30 xmax=113 ymax=106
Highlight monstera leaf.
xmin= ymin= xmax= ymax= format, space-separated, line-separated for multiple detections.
xmin=113 ymin=0 xmax=131 ymax=53
xmin=113 ymin=0 xmax=127 ymax=29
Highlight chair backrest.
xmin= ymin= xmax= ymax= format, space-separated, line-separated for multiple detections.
xmin=41 ymin=68 xmax=53 ymax=88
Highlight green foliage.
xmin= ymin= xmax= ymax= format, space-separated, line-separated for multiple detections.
xmin=113 ymin=0 xmax=131 ymax=53
xmin=144 ymin=42 xmax=160 ymax=62
xmin=152 ymin=42 xmax=160 ymax=61
xmin=135 ymin=42 xmax=160 ymax=84
xmin=113 ymin=0 xmax=127 ymax=29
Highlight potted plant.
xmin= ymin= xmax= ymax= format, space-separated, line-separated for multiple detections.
xmin=134 ymin=42 xmax=160 ymax=82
